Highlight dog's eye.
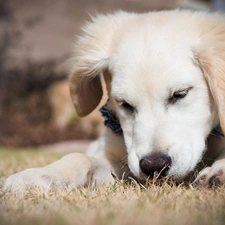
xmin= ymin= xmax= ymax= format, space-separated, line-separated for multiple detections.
xmin=121 ymin=101 xmax=134 ymax=112
xmin=169 ymin=88 xmax=191 ymax=104
xmin=118 ymin=100 xmax=135 ymax=112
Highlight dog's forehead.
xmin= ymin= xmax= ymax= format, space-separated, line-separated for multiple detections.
xmin=109 ymin=27 xmax=201 ymax=98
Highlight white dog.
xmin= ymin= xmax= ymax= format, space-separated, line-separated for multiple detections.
xmin=3 ymin=9 xmax=225 ymax=192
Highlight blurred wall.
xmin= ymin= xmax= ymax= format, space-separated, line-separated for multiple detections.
xmin=0 ymin=0 xmax=214 ymax=146
xmin=3 ymin=0 xmax=179 ymax=69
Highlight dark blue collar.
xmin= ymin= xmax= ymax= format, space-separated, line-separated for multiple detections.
xmin=100 ymin=101 xmax=123 ymax=136
xmin=100 ymin=100 xmax=224 ymax=139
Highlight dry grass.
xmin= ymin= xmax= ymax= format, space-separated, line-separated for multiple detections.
xmin=1 ymin=148 xmax=225 ymax=225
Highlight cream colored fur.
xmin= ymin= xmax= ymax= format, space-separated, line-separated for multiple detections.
xmin=3 ymin=10 xmax=225 ymax=193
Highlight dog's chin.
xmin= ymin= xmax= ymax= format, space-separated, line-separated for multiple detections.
xmin=131 ymin=166 xmax=192 ymax=183
xmin=128 ymin=162 xmax=185 ymax=182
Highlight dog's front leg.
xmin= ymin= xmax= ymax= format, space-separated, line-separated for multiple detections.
xmin=3 ymin=153 xmax=114 ymax=193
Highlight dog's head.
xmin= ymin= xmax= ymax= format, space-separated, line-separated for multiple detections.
xmin=69 ymin=10 xmax=225 ymax=180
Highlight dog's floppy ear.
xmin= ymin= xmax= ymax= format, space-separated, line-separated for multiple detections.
xmin=69 ymin=12 xmax=132 ymax=117
xmin=194 ymin=17 xmax=225 ymax=133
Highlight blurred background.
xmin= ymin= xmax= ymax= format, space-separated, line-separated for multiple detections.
xmin=0 ymin=0 xmax=224 ymax=148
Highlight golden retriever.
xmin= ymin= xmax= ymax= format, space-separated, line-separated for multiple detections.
xmin=3 ymin=9 xmax=225 ymax=192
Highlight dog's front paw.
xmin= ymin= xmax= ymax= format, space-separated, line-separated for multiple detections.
xmin=2 ymin=153 xmax=95 ymax=193
xmin=194 ymin=159 xmax=225 ymax=186
xmin=3 ymin=168 xmax=53 ymax=193
xmin=3 ymin=153 xmax=114 ymax=194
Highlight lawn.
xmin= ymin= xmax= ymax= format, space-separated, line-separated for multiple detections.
xmin=0 ymin=147 xmax=225 ymax=225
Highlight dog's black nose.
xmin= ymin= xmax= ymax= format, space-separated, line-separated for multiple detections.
xmin=139 ymin=154 xmax=171 ymax=178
